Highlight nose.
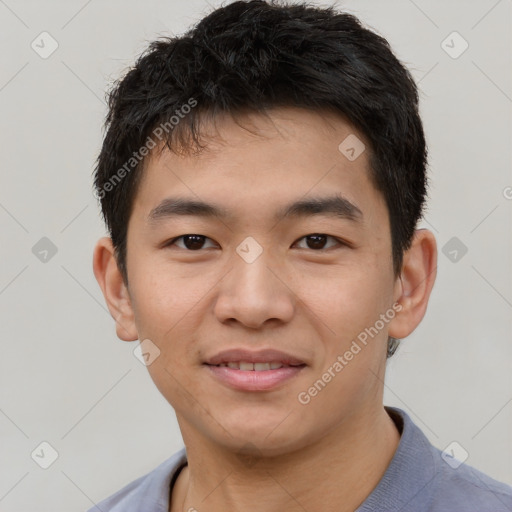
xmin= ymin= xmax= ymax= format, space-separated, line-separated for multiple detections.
xmin=213 ymin=247 xmax=295 ymax=329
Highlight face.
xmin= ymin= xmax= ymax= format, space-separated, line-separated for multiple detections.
xmin=123 ymin=107 xmax=401 ymax=456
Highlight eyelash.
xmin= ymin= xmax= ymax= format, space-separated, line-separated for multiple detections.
xmin=163 ymin=233 xmax=348 ymax=251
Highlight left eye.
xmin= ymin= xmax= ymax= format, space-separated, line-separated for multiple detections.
xmin=293 ymin=234 xmax=342 ymax=250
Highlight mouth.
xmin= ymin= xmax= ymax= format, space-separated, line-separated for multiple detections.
xmin=205 ymin=361 xmax=306 ymax=371
xmin=203 ymin=348 xmax=307 ymax=391
xmin=204 ymin=348 xmax=307 ymax=368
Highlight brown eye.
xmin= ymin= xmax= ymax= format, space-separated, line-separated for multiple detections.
xmin=294 ymin=234 xmax=342 ymax=250
xmin=166 ymin=235 xmax=216 ymax=250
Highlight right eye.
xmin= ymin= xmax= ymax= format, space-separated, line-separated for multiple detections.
xmin=164 ymin=234 xmax=218 ymax=251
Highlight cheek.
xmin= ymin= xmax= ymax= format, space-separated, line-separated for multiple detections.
xmin=130 ymin=271 xmax=205 ymax=406
xmin=297 ymin=264 xmax=387 ymax=330
xmin=300 ymin=267 xmax=394 ymax=385
xmin=128 ymin=262 xmax=213 ymax=372
xmin=129 ymin=259 xmax=208 ymax=335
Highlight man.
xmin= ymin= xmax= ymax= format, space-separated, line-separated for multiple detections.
xmin=90 ymin=1 xmax=512 ymax=510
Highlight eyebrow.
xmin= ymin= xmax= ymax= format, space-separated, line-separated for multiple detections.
xmin=147 ymin=194 xmax=363 ymax=225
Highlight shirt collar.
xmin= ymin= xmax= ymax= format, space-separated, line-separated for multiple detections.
xmin=124 ymin=447 xmax=187 ymax=512
xmin=356 ymin=406 xmax=438 ymax=512
xmin=131 ymin=406 xmax=438 ymax=512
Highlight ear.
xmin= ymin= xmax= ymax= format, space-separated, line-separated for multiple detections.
xmin=93 ymin=237 xmax=138 ymax=342
xmin=388 ymin=229 xmax=437 ymax=339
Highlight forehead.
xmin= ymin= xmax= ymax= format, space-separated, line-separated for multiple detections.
xmin=132 ymin=106 xmax=385 ymax=227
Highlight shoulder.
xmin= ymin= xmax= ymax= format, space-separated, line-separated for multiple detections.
xmin=429 ymin=447 xmax=512 ymax=512
xmin=369 ymin=407 xmax=512 ymax=512
xmin=86 ymin=447 xmax=188 ymax=512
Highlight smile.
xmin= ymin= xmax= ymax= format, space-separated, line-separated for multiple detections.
xmin=210 ymin=361 xmax=303 ymax=371
xmin=205 ymin=363 xmax=306 ymax=391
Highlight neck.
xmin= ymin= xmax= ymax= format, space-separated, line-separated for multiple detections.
xmin=171 ymin=406 xmax=401 ymax=512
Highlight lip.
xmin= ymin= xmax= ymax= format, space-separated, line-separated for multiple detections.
xmin=205 ymin=364 xmax=306 ymax=391
xmin=204 ymin=348 xmax=307 ymax=392
xmin=204 ymin=348 xmax=306 ymax=366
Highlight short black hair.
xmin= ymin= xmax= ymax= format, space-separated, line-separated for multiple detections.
xmin=94 ymin=0 xmax=428 ymax=358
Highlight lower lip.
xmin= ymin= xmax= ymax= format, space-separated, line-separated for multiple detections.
xmin=205 ymin=364 xmax=306 ymax=391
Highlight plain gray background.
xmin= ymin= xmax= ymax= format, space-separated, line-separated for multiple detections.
xmin=0 ymin=0 xmax=511 ymax=510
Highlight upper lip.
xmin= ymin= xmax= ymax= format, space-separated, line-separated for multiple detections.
xmin=204 ymin=348 xmax=306 ymax=366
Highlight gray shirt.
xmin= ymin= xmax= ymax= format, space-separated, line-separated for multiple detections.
xmin=87 ymin=406 xmax=512 ymax=511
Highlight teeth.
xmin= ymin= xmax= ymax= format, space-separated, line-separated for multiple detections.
xmin=216 ymin=361 xmax=286 ymax=371
xmin=254 ymin=363 xmax=270 ymax=371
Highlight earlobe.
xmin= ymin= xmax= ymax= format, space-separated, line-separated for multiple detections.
xmin=93 ymin=237 xmax=138 ymax=342
xmin=388 ymin=229 xmax=437 ymax=340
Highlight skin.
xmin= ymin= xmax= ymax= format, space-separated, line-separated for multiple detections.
xmin=93 ymin=106 xmax=437 ymax=512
